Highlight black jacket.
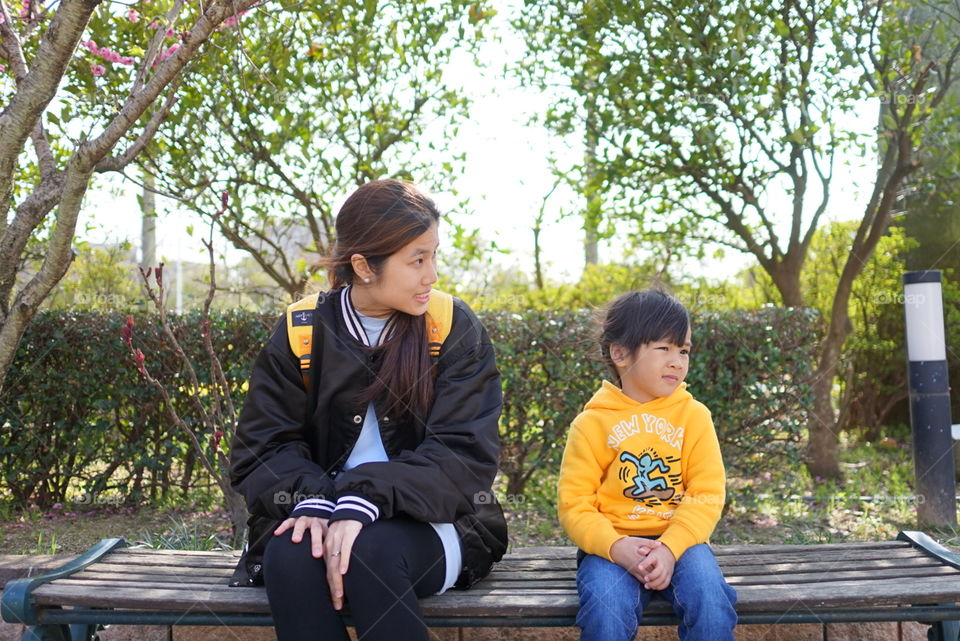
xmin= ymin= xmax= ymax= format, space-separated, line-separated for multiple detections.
xmin=228 ymin=288 xmax=507 ymax=588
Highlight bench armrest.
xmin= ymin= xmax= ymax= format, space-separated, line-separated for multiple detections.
xmin=1 ymin=537 xmax=127 ymax=625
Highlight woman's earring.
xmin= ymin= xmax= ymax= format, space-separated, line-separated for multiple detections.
xmin=363 ymin=277 xmax=371 ymax=284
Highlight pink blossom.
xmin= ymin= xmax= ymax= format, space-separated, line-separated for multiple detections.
xmin=149 ymin=20 xmax=160 ymax=29
xmin=19 ymin=0 xmax=28 ymax=19
xmin=127 ymin=9 xmax=139 ymax=22
xmin=165 ymin=27 xmax=175 ymax=38
xmin=159 ymin=43 xmax=179 ymax=60
xmin=121 ymin=316 xmax=135 ymax=345
xmin=134 ymin=348 xmax=146 ymax=375
xmin=218 ymin=9 xmax=248 ymax=30
xmin=0 ymin=65 xmax=5 ymax=73
xmin=90 ymin=64 xmax=106 ymax=77
xmin=0 ymin=13 xmax=5 ymax=24
xmin=84 ymin=42 xmax=136 ymax=67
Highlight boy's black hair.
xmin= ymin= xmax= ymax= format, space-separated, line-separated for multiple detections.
xmin=600 ymin=289 xmax=690 ymax=384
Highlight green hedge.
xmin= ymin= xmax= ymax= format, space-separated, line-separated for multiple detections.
xmin=490 ymin=307 xmax=820 ymax=497
xmin=0 ymin=307 xmax=818 ymax=508
xmin=0 ymin=311 xmax=273 ymax=509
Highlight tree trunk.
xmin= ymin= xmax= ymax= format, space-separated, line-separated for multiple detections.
xmin=582 ymin=45 xmax=601 ymax=272
xmin=806 ymin=333 xmax=845 ymax=479
xmin=0 ymin=0 xmax=260 ymax=393
xmin=804 ymin=115 xmax=915 ymax=479
xmin=505 ymin=469 xmax=526 ymax=499
xmin=767 ymin=259 xmax=805 ymax=308
xmin=140 ymin=170 xmax=156 ymax=270
xmin=220 ymin=477 xmax=248 ymax=547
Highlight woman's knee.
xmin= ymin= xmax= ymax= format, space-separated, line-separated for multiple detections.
xmin=263 ymin=531 xmax=326 ymax=585
xmin=342 ymin=522 xmax=410 ymax=594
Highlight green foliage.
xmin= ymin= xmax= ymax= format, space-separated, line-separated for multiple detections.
xmin=41 ymin=241 xmax=142 ymax=312
xmin=733 ymin=221 xmax=960 ymax=436
xmin=715 ymin=439 xmax=918 ymax=544
xmin=133 ymin=515 xmax=232 ymax=551
xmin=145 ymin=0 xmax=491 ymax=298
xmin=514 ymin=0 xmax=960 ymax=308
xmin=3 ymin=304 xmax=818 ymax=506
xmin=0 ymin=309 xmax=273 ymax=509
xmin=489 ymin=306 xmax=819 ymax=496
xmin=486 ymin=308 xmax=602 ymax=497
xmin=450 ymin=263 xmax=676 ymax=314
xmin=687 ymin=307 xmax=820 ymax=474
xmin=3 ymin=0 xmax=248 ymax=223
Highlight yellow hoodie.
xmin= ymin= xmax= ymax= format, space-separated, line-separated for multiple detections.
xmin=558 ymin=380 xmax=725 ymax=562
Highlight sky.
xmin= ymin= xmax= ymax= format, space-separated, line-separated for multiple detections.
xmin=77 ymin=1 xmax=883 ymax=289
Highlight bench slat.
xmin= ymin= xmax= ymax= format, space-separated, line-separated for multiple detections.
xmin=31 ymin=571 xmax=960 ymax=615
xmin=74 ymin=561 xmax=951 ymax=588
xmin=490 ymin=547 xmax=927 ymax=571
xmin=99 ymin=544 xmax=926 ymax=573
xmin=498 ymin=541 xmax=911 ymax=557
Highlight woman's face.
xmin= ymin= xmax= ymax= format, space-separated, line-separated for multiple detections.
xmin=352 ymin=222 xmax=440 ymax=318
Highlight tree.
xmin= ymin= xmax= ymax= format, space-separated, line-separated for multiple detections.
xmin=141 ymin=1 xmax=493 ymax=302
xmin=0 ymin=0 xmax=262 ymax=392
xmin=124 ymin=232 xmax=249 ymax=542
xmin=42 ymin=239 xmax=140 ymax=310
xmin=738 ymin=222 xmax=921 ymax=437
xmin=515 ymin=0 xmax=960 ymax=478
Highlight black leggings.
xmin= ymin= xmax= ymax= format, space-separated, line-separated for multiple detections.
xmin=263 ymin=518 xmax=446 ymax=641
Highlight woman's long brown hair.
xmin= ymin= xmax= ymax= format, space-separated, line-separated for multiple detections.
xmin=325 ymin=179 xmax=440 ymax=423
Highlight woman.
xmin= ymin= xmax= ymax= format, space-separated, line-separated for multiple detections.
xmin=228 ymin=179 xmax=507 ymax=641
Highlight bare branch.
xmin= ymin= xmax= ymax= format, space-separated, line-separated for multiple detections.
xmin=80 ymin=0 xmax=259 ymax=168
xmin=0 ymin=0 xmax=98 ymax=220
xmin=133 ymin=0 xmax=186 ymax=95
xmin=95 ymin=77 xmax=183 ymax=173
xmin=0 ymin=171 xmax=66 ymax=313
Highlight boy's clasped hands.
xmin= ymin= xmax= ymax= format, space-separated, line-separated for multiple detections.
xmin=610 ymin=536 xmax=676 ymax=591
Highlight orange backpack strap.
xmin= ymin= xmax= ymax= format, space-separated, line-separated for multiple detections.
xmin=425 ymin=290 xmax=454 ymax=363
xmin=286 ymin=290 xmax=454 ymax=389
xmin=286 ymin=293 xmax=320 ymax=389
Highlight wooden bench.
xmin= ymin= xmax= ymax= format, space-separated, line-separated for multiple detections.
xmin=3 ymin=530 xmax=960 ymax=640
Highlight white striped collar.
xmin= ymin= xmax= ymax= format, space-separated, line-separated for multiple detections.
xmin=339 ymin=285 xmax=398 ymax=347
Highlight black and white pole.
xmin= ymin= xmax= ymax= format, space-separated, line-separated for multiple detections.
xmin=903 ymin=270 xmax=956 ymax=528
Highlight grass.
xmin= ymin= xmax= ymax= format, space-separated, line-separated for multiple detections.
xmin=0 ymin=435 xmax=952 ymax=555
xmin=0 ymin=501 xmax=235 ymax=555
xmin=714 ymin=437 xmax=922 ymax=545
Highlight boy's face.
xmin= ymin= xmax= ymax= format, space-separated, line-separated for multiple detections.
xmin=613 ymin=328 xmax=692 ymax=403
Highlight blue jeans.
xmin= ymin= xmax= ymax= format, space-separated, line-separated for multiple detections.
xmin=576 ymin=543 xmax=737 ymax=641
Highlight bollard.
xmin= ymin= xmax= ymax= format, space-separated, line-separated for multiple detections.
xmin=903 ymin=270 xmax=957 ymax=528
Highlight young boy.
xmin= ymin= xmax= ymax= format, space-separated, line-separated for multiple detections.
xmin=558 ymin=289 xmax=737 ymax=641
